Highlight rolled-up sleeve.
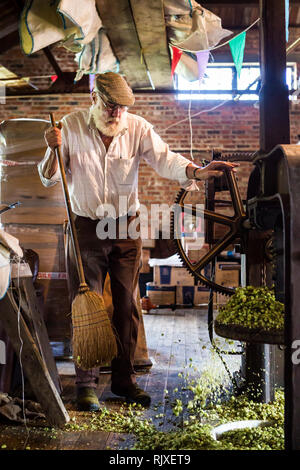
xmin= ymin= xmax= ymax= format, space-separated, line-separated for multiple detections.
xmin=38 ymin=121 xmax=69 ymax=187
xmin=38 ymin=147 xmax=61 ymax=187
xmin=139 ymin=124 xmax=197 ymax=189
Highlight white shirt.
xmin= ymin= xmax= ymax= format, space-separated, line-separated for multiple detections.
xmin=38 ymin=109 xmax=195 ymax=219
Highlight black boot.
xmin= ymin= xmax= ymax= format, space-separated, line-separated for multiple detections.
xmin=111 ymin=383 xmax=151 ymax=407
xmin=76 ymin=387 xmax=100 ymax=412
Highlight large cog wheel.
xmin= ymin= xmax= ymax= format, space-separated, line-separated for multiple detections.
xmin=170 ymin=169 xmax=247 ymax=296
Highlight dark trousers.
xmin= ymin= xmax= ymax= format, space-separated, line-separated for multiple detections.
xmin=66 ymin=214 xmax=142 ymax=389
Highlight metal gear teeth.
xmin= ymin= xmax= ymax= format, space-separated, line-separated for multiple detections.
xmin=170 ymin=189 xmax=235 ymax=297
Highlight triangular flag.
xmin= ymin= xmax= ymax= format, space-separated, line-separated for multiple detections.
xmin=196 ymin=51 xmax=209 ymax=84
xmin=171 ymin=46 xmax=183 ymax=77
xmin=229 ymin=31 xmax=246 ymax=78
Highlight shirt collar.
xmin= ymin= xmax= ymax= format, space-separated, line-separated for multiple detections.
xmin=88 ymin=110 xmax=128 ymax=138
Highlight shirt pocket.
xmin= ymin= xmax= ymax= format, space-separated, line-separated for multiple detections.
xmin=107 ymin=156 xmax=137 ymax=186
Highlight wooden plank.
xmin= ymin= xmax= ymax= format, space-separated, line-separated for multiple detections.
xmin=20 ymin=277 xmax=62 ymax=394
xmin=0 ymin=119 xmax=66 ymax=224
xmin=64 ymin=431 xmax=110 ymax=450
xmin=1 ymin=291 xmax=69 ymax=427
xmin=0 ymin=31 xmax=19 ymax=53
xmin=130 ymin=0 xmax=172 ymax=90
xmin=1 ymin=165 xmax=66 ymax=225
xmin=5 ymin=224 xmax=66 ymax=272
xmin=0 ymin=21 xmax=18 ymax=40
xmin=96 ymin=0 xmax=150 ymax=89
xmin=38 ymin=279 xmax=72 ymax=341
xmin=1 ymin=207 xmax=67 ymax=225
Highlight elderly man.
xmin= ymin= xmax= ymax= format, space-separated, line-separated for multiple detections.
xmin=38 ymin=72 xmax=237 ymax=411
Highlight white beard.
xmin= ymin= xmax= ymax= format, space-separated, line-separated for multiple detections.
xmin=89 ymin=99 xmax=126 ymax=137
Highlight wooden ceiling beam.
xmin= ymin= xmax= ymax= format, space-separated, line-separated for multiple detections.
xmin=0 ymin=21 xmax=18 ymax=40
xmin=130 ymin=0 xmax=172 ymax=90
xmin=43 ymin=47 xmax=65 ymax=79
xmin=0 ymin=30 xmax=20 ymax=54
xmin=96 ymin=0 xmax=150 ymax=89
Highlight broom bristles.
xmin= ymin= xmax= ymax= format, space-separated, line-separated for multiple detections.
xmin=72 ymin=289 xmax=118 ymax=370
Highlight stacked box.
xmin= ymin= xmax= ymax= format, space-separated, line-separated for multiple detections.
xmin=215 ymin=262 xmax=240 ymax=287
xmin=146 ymin=282 xmax=176 ymax=306
xmin=214 ymin=262 xmax=240 ymax=307
xmin=176 ymin=285 xmax=210 ymax=305
xmin=153 ymin=265 xmax=194 ymax=286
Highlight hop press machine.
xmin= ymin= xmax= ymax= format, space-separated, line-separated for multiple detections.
xmin=171 ymin=0 xmax=300 ymax=450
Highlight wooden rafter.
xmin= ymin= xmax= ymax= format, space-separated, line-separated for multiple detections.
xmin=130 ymin=0 xmax=172 ymax=90
xmin=96 ymin=0 xmax=150 ymax=89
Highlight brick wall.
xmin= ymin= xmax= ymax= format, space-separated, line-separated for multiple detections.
xmin=1 ymin=93 xmax=299 ymax=213
xmin=0 ymin=25 xmax=299 ymax=220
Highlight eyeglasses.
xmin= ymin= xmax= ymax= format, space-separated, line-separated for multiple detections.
xmin=97 ymin=93 xmax=127 ymax=112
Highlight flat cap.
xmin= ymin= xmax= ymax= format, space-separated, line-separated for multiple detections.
xmin=94 ymin=72 xmax=135 ymax=107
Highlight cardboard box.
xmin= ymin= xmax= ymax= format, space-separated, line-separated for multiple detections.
xmin=187 ymin=249 xmax=201 ymax=264
xmin=194 ymin=286 xmax=210 ymax=305
xmin=214 ymin=292 xmax=230 ymax=308
xmin=146 ymin=282 xmax=176 ymax=306
xmin=153 ymin=265 xmax=194 ymax=286
xmin=176 ymin=285 xmax=195 ymax=305
xmin=176 ymin=285 xmax=210 ymax=305
xmin=215 ymin=262 xmax=240 ymax=288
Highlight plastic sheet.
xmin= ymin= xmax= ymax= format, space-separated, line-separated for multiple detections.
xmin=0 ymin=119 xmax=49 ymax=156
xmin=0 ymin=246 xmax=10 ymax=300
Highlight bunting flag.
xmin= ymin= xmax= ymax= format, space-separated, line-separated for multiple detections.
xmin=285 ymin=0 xmax=289 ymax=41
xmin=196 ymin=51 xmax=209 ymax=84
xmin=171 ymin=46 xmax=183 ymax=77
xmin=229 ymin=31 xmax=246 ymax=77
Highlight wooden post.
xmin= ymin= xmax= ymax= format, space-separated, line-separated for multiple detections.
xmin=244 ymin=0 xmax=290 ymax=404
xmin=259 ymin=0 xmax=290 ymax=152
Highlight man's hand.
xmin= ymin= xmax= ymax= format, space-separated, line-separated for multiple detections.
xmin=41 ymin=122 xmax=63 ymax=179
xmin=186 ymin=161 xmax=239 ymax=181
xmin=44 ymin=121 xmax=62 ymax=149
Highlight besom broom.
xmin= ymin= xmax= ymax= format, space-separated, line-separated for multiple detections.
xmin=49 ymin=113 xmax=117 ymax=370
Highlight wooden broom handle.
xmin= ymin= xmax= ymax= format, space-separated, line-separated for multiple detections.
xmin=49 ymin=113 xmax=87 ymax=288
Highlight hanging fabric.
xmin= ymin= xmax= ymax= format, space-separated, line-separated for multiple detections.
xmin=20 ymin=0 xmax=102 ymax=55
xmin=74 ymin=29 xmax=119 ymax=82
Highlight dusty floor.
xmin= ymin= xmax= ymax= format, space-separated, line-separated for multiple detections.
xmin=0 ymin=308 xmax=241 ymax=450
